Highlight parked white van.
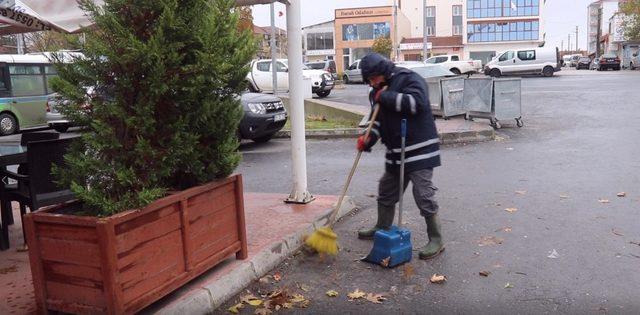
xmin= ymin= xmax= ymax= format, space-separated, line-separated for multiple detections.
xmin=484 ymin=47 xmax=561 ymax=78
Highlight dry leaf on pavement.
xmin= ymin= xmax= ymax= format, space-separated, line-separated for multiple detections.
xmin=617 ymin=192 xmax=626 ymax=197
xmin=478 ymin=236 xmax=504 ymax=246
xmin=247 ymin=299 xmax=263 ymax=307
xmin=228 ymin=303 xmax=244 ymax=314
xmin=504 ymin=283 xmax=514 ymax=289
xmin=365 ymin=293 xmax=386 ymax=304
xmin=505 ymin=207 xmax=518 ymax=213
xmin=402 ymin=264 xmax=415 ymax=280
xmin=380 ymin=257 xmax=391 ymax=267
xmin=479 ymin=271 xmax=491 ymax=277
xmin=559 ymin=194 xmax=570 ymax=199
xmin=598 ymin=198 xmax=610 ymax=204
xmin=347 ymin=289 xmax=367 ymax=300
xmin=430 ymin=274 xmax=447 ymax=284
xmin=515 ymin=190 xmax=527 ymax=195
xmin=612 ymin=229 xmax=624 ymax=237
xmin=289 ymin=294 xmax=307 ymax=304
xmin=326 ymin=290 xmax=339 ymax=297
xmin=254 ymin=308 xmax=272 ymax=315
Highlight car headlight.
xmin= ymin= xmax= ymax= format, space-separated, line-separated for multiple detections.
xmin=322 ymin=73 xmax=331 ymax=80
xmin=247 ymin=103 xmax=266 ymax=114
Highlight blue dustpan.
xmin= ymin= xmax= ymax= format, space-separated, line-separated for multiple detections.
xmin=363 ymin=119 xmax=412 ymax=268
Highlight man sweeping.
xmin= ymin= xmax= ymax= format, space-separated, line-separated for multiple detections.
xmin=356 ymin=53 xmax=444 ymax=260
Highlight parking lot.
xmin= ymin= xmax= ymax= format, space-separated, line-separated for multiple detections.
xmin=231 ymin=68 xmax=640 ymax=313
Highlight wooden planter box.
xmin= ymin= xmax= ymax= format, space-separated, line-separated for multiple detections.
xmin=24 ymin=174 xmax=247 ymax=314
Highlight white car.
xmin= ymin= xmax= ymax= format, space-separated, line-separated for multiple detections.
xmin=246 ymin=59 xmax=334 ymax=98
xmin=343 ymin=59 xmax=364 ymax=84
xmin=484 ymin=47 xmax=561 ymax=78
xmin=424 ymin=55 xmax=482 ymax=75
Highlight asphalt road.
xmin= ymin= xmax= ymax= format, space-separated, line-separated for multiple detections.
xmin=227 ymin=68 xmax=640 ymax=314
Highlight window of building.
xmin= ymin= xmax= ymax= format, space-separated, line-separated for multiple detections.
xmin=517 ymin=50 xmax=536 ymax=60
xmin=426 ymin=26 xmax=434 ymax=36
xmin=306 ymin=32 xmax=334 ymax=51
xmin=426 ymin=6 xmax=435 ymax=17
xmin=342 ymin=23 xmax=390 ymax=41
xmin=467 ymin=21 xmax=539 ymax=43
xmin=466 ymin=0 xmax=539 ymax=18
xmin=453 ymin=5 xmax=462 ymax=16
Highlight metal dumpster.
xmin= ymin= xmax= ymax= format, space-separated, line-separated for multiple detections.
xmin=463 ymin=77 xmax=494 ymax=118
xmin=492 ymin=78 xmax=523 ymax=128
xmin=439 ymin=77 xmax=466 ymax=119
xmin=425 ymin=77 xmax=443 ymax=116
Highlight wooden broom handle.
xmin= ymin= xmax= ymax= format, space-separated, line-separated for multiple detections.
xmin=327 ymin=104 xmax=382 ymax=228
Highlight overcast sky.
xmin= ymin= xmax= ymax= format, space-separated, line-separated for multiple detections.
xmin=251 ymin=0 xmax=596 ymax=50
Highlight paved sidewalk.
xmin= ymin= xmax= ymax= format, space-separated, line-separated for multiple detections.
xmin=0 ymin=194 xmax=356 ymax=315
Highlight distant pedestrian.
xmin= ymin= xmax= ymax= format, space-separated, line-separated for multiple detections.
xmin=356 ymin=53 xmax=444 ymax=259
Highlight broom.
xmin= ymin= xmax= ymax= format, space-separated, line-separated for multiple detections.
xmin=305 ymin=104 xmax=382 ymax=255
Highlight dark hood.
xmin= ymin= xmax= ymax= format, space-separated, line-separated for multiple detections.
xmin=360 ymin=53 xmax=395 ymax=84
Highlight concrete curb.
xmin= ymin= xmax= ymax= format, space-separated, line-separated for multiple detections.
xmin=155 ymin=196 xmax=357 ymax=315
xmin=275 ymin=127 xmax=495 ymax=144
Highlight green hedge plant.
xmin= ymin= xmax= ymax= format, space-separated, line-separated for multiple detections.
xmin=50 ymin=0 xmax=256 ymax=216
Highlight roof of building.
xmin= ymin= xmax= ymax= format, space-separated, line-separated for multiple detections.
xmin=303 ymin=20 xmax=335 ymax=29
xmin=401 ymin=36 xmax=464 ymax=48
xmin=253 ymin=25 xmax=287 ymax=35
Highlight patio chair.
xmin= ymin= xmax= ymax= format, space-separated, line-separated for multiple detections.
xmin=0 ymin=138 xmax=75 ymax=249
xmin=1 ymin=132 xmax=60 ymax=226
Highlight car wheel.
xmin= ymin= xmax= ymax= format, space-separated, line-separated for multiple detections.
xmin=316 ymin=90 xmax=331 ymax=98
xmin=343 ymin=75 xmax=349 ymax=84
xmin=542 ymin=66 xmax=554 ymax=77
xmin=0 ymin=113 xmax=17 ymax=136
xmin=489 ymin=69 xmax=501 ymax=78
xmin=252 ymin=133 xmax=274 ymax=143
xmin=53 ymin=124 xmax=70 ymax=133
xmin=450 ymin=68 xmax=461 ymax=75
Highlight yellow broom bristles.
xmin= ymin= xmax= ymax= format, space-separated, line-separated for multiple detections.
xmin=305 ymin=226 xmax=338 ymax=255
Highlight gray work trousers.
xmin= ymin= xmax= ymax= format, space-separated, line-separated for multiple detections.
xmin=377 ymin=168 xmax=439 ymax=217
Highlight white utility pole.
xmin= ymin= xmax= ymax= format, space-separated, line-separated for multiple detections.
xmin=422 ymin=0 xmax=428 ymax=61
xmin=270 ymin=3 xmax=278 ymax=95
xmin=285 ymin=0 xmax=314 ymax=204
xmin=393 ymin=0 xmax=399 ymax=61
xmin=575 ymin=26 xmax=579 ymax=52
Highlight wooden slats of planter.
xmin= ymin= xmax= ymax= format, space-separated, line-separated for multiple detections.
xmin=25 ymin=174 xmax=248 ymax=315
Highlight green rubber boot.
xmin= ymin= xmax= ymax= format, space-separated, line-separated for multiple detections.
xmin=419 ymin=214 xmax=445 ymax=259
xmin=357 ymin=205 xmax=395 ymax=240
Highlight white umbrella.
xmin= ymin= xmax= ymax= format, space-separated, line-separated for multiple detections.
xmin=0 ymin=0 xmax=99 ymax=35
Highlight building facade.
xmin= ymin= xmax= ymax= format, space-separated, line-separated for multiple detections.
xmin=254 ymin=25 xmax=287 ymax=59
xmin=608 ymin=12 xmax=640 ymax=68
xmin=396 ymin=0 xmax=465 ymax=60
xmin=334 ymin=6 xmax=411 ymax=72
xmin=463 ymin=0 xmax=546 ymax=65
xmin=587 ymin=0 xmax=620 ymax=58
xmin=302 ymin=20 xmax=336 ymax=63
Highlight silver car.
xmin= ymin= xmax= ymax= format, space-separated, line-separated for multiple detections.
xmin=342 ymin=59 xmax=363 ymax=84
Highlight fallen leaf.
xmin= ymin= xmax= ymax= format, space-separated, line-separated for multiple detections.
xmin=478 ymin=236 xmax=504 ymax=247
xmin=429 ymin=274 xmax=447 ymax=284
xmin=559 ymin=194 xmax=570 ymax=199
xmin=326 ymin=290 xmax=339 ymax=297
xmin=598 ymin=198 xmax=610 ymax=204
xmin=365 ymin=293 xmax=386 ymax=304
xmin=247 ymin=299 xmax=263 ymax=307
xmin=282 ymin=302 xmax=293 ymax=309
xmin=612 ymin=229 xmax=624 ymax=237
xmin=380 ymin=257 xmax=391 ymax=267
xmin=254 ymin=308 xmax=272 ymax=315
xmin=617 ymin=192 xmax=626 ymax=197
xmin=515 ymin=190 xmax=527 ymax=195
xmin=297 ymin=283 xmax=309 ymax=292
xmin=273 ymin=272 xmax=282 ymax=282
xmin=505 ymin=207 xmax=518 ymax=213
xmin=299 ymin=300 xmax=311 ymax=308
xmin=479 ymin=271 xmax=491 ymax=277
xmin=402 ymin=264 xmax=415 ymax=280
xmin=241 ymin=294 xmax=259 ymax=304
xmin=504 ymin=283 xmax=514 ymax=289
xmin=0 ymin=266 xmax=17 ymax=274
xmin=228 ymin=303 xmax=243 ymax=314
xmin=347 ymin=289 xmax=366 ymax=300
xmin=289 ymin=294 xmax=307 ymax=304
